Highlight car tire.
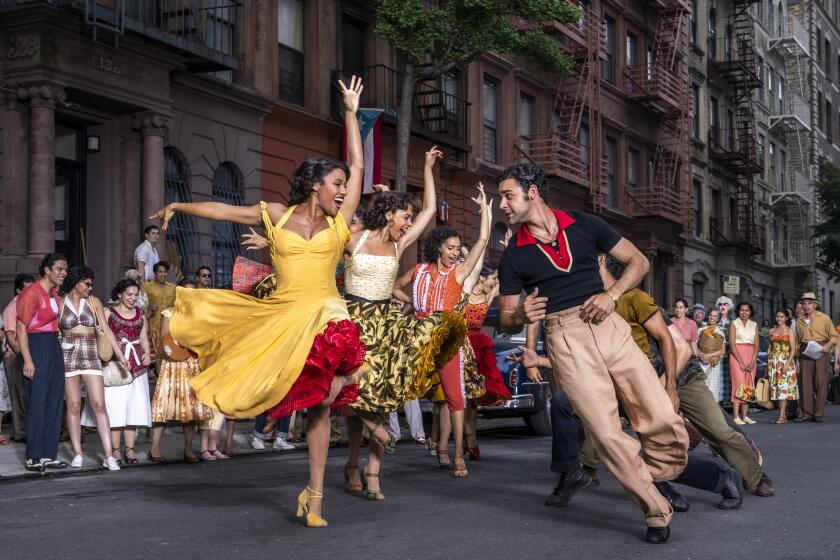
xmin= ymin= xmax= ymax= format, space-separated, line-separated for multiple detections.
xmin=524 ymin=397 xmax=552 ymax=436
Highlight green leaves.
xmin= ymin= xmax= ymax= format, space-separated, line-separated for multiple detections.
xmin=374 ymin=0 xmax=579 ymax=76
xmin=814 ymin=159 xmax=840 ymax=270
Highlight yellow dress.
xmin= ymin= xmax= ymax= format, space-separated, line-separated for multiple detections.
xmin=142 ymin=280 xmax=176 ymax=359
xmin=170 ymin=202 xmax=353 ymax=418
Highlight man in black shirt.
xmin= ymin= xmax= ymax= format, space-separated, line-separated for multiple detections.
xmin=496 ymin=163 xmax=688 ymax=544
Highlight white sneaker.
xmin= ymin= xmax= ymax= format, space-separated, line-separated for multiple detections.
xmin=273 ymin=436 xmax=296 ymax=450
xmin=102 ymin=457 xmax=121 ymax=471
xmin=733 ymin=417 xmax=745 ymax=425
xmin=250 ymin=436 xmax=266 ymax=450
xmin=743 ymin=416 xmax=756 ymax=425
xmin=70 ymin=455 xmax=84 ymax=468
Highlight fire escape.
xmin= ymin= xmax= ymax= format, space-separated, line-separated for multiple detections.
xmin=768 ymin=13 xmax=812 ymax=268
xmin=708 ymin=0 xmax=763 ymax=264
xmin=624 ymin=1 xmax=691 ymax=228
xmin=514 ymin=4 xmax=606 ymax=210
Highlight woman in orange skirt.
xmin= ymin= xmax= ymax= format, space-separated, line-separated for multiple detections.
xmin=728 ymin=302 xmax=760 ymax=425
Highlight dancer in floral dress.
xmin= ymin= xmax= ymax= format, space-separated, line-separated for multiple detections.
xmin=767 ymin=309 xmax=799 ymax=424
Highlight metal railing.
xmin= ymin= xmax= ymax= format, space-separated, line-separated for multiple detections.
xmin=515 ymin=133 xmax=590 ymax=189
xmin=624 ymin=63 xmax=684 ymax=113
xmin=123 ymin=0 xmax=242 ymax=71
xmin=330 ymin=65 xmax=470 ymax=144
xmin=769 ymin=15 xmax=810 ymax=57
xmin=769 ymin=91 xmax=810 ymax=129
xmin=770 ymin=240 xmax=812 ymax=268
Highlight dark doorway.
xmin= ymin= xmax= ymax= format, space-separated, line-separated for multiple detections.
xmin=54 ymin=124 xmax=86 ymax=265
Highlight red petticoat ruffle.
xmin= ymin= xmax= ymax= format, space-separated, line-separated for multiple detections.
xmin=470 ymin=331 xmax=512 ymax=406
xmin=267 ymin=320 xmax=365 ymax=418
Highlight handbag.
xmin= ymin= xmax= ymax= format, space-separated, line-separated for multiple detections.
xmin=162 ymin=331 xmax=192 ymax=362
xmin=735 ymin=383 xmax=755 ymax=402
xmin=102 ymin=360 xmax=132 ymax=387
xmin=754 ymin=378 xmax=774 ymax=409
xmin=232 ymin=256 xmax=273 ymax=294
xmin=92 ymin=300 xmax=113 ymax=362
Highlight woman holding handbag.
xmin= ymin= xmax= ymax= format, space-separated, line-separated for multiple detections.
xmin=82 ymin=278 xmax=152 ymax=465
xmin=148 ymin=276 xmax=214 ymax=462
xmin=728 ymin=302 xmax=760 ymax=425
xmin=58 ymin=266 xmax=128 ymax=470
xmin=767 ymin=309 xmax=799 ymax=423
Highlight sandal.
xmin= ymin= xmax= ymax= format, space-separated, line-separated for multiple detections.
xmin=111 ymin=448 xmax=123 ymax=466
xmin=772 ymin=419 xmax=787 ymax=424
xmin=465 ymin=446 xmax=481 ymax=461
xmin=344 ymin=463 xmax=362 ymax=492
xmin=453 ymin=456 xmax=468 ymax=478
xmin=0 ymin=434 xmax=10 ymax=446
xmin=437 ymin=448 xmax=451 ymax=469
xmin=211 ymin=449 xmax=229 ymax=460
xmin=123 ymin=447 xmax=139 ymax=465
xmin=183 ymin=453 xmax=200 ymax=464
xmin=148 ymin=452 xmax=168 ymax=464
xmin=200 ymin=449 xmax=216 ymax=462
xmin=361 ymin=466 xmax=385 ymax=501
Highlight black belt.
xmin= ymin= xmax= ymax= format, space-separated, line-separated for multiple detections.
xmin=344 ymin=294 xmax=391 ymax=305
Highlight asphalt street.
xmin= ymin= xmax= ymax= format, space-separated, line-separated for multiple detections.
xmin=2 ymin=408 xmax=840 ymax=560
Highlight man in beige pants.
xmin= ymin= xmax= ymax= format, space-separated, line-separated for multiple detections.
xmin=496 ymin=163 xmax=688 ymax=543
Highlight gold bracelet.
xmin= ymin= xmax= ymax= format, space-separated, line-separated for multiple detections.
xmin=605 ymin=289 xmax=619 ymax=305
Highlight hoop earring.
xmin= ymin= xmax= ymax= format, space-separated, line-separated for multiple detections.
xmin=387 ymin=219 xmax=395 ymax=229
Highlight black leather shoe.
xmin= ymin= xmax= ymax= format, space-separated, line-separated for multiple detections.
xmin=545 ymin=467 xmax=592 ymax=507
xmin=753 ymin=472 xmax=775 ymax=497
xmin=718 ymin=468 xmax=743 ymax=510
xmin=41 ymin=458 xmax=69 ymax=469
xmin=644 ymin=526 xmax=670 ymax=544
xmin=655 ymin=481 xmax=689 ymax=512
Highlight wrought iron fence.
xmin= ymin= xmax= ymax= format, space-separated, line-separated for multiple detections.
xmin=211 ymin=162 xmax=245 ymax=289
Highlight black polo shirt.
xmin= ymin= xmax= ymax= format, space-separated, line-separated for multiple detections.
xmin=498 ymin=208 xmax=621 ymax=313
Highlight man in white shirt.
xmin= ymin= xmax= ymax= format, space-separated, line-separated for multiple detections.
xmin=134 ymin=225 xmax=161 ymax=281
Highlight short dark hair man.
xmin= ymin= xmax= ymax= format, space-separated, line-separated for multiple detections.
xmin=495 ymin=162 xmax=687 ymax=544
xmin=195 ymin=266 xmax=212 ymax=289
xmin=16 ymin=254 xmax=70 ymax=471
xmin=134 ymin=225 xmax=161 ymax=282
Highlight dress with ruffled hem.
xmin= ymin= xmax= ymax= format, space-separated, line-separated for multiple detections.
xmin=171 ymin=203 xmax=362 ymax=418
xmin=348 ymin=300 xmax=466 ymax=412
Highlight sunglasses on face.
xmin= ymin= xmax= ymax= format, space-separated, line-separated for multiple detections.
xmin=200 ymin=273 xmax=212 ymax=278
xmin=81 ymin=281 xmax=93 ymax=288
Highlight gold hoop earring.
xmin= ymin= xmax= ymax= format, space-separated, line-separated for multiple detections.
xmin=387 ymin=219 xmax=395 ymax=228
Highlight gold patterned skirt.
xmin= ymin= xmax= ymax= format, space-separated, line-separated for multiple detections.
xmin=347 ymin=299 xmax=466 ymax=413
xmin=151 ymin=357 xmax=215 ymax=423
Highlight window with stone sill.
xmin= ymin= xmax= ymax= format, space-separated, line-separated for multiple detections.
xmin=278 ymin=0 xmax=304 ymax=105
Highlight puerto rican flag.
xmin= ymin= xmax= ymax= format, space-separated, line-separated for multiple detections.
xmin=342 ymin=108 xmax=383 ymax=194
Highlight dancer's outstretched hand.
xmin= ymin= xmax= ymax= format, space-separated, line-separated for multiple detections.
xmin=509 ymin=346 xmax=549 ymax=372
xmin=149 ymin=204 xmax=176 ymax=232
xmin=499 ymin=228 xmax=513 ymax=248
xmin=470 ymin=183 xmax=487 ymax=209
xmin=425 ymin=145 xmax=443 ymax=167
xmin=372 ymin=183 xmax=390 ymax=193
xmin=241 ymin=228 xmax=269 ymax=251
xmin=338 ymin=75 xmax=363 ymax=114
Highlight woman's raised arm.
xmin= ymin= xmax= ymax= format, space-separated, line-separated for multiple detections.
xmin=456 ymin=184 xmax=492 ymax=285
xmin=398 ymin=146 xmax=441 ymax=253
xmin=150 ymin=201 xmax=263 ymax=231
xmin=338 ymin=76 xmax=365 ymax=225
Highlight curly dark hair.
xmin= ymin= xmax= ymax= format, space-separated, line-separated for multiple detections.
xmin=39 ymin=252 xmax=67 ymax=278
xmin=422 ymin=226 xmax=460 ymax=264
xmin=480 ymin=264 xmax=496 ymax=277
xmin=111 ymin=278 xmax=140 ymax=302
xmin=59 ymin=265 xmax=96 ymax=297
xmin=497 ymin=162 xmax=548 ymax=200
xmin=289 ymin=157 xmax=351 ymax=205
xmin=737 ymin=301 xmax=754 ymax=316
xmin=14 ymin=273 xmax=36 ymax=294
xmin=362 ymin=191 xmax=414 ymax=230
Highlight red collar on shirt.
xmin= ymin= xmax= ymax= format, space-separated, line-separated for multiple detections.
xmin=515 ymin=209 xmax=576 ymax=272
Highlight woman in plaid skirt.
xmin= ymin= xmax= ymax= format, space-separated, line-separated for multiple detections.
xmin=58 ymin=266 xmax=128 ymax=471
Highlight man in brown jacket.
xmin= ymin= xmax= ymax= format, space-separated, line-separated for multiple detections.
xmin=794 ymin=292 xmax=838 ymax=422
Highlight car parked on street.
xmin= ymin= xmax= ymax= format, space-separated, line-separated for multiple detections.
xmin=476 ymin=308 xmax=554 ymax=435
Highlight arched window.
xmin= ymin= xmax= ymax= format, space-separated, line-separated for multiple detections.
xmin=163 ymin=148 xmax=206 ymax=279
xmin=211 ymin=163 xmax=246 ymax=289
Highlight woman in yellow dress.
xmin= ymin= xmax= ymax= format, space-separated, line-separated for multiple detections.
xmin=150 ymin=77 xmax=366 ymax=528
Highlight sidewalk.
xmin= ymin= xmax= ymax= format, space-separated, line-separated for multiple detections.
xmin=0 ymin=420 xmax=306 ymax=480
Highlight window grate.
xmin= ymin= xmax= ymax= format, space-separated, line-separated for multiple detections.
xmin=211 ymin=162 xmax=245 ymax=289
xmin=164 ymin=148 xmax=208 ymax=279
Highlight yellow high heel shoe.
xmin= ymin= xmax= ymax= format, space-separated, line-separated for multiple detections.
xmin=296 ymin=486 xmax=328 ymax=528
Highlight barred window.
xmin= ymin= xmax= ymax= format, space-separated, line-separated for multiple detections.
xmin=164 ymin=148 xmax=207 ymax=279
xmin=211 ymin=163 xmax=246 ymax=289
